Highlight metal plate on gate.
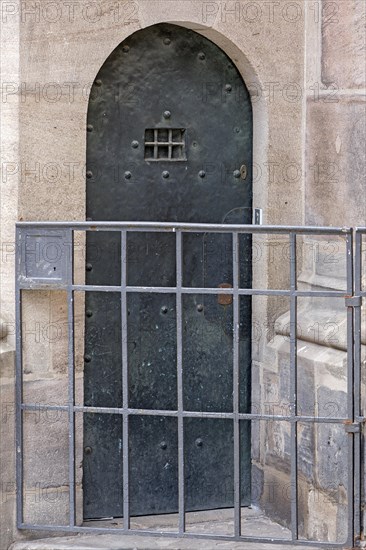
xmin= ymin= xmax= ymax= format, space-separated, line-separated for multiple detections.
xmin=17 ymin=229 xmax=71 ymax=287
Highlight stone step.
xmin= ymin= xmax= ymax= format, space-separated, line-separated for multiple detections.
xmin=10 ymin=533 xmax=322 ymax=550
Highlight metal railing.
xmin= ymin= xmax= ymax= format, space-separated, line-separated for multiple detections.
xmin=15 ymin=222 xmax=362 ymax=547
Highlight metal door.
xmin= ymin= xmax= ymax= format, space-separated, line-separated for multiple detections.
xmin=83 ymin=23 xmax=253 ymax=519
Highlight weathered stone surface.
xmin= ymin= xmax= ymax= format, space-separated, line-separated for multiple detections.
xmin=317 ymin=385 xmax=347 ymax=424
xmin=305 ymin=98 xmax=366 ymax=228
xmin=321 ymin=0 xmax=366 ymax=89
xmin=21 ymin=291 xmax=69 ymax=379
xmin=0 ymin=345 xmax=15 ymax=379
xmin=297 ymin=423 xmax=315 ymax=481
xmin=316 ymin=422 xmax=348 ymax=491
xmin=306 ymin=486 xmax=347 ymax=543
xmin=23 ymin=410 xmax=69 ymax=489
xmin=23 ymin=488 xmax=69 ymax=527
xmin=257 ymin=465 xmax=292 ymax=530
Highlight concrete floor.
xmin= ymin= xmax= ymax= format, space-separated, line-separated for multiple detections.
xmin=10 ymin=508 xmax=335 ymax=550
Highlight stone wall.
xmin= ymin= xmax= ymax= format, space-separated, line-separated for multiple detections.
xmin=0 ymin=1 xmax=365 ymax=548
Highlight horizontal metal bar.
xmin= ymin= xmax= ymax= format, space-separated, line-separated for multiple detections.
xmin=145 ymin=141 xmax=185 ymax=146
xmin=17 ymin=523 xmax=347 ymax=547
xmin=16 ymin=221 xmax=352 ymax=235
xmin=20 ymin=283 xmax=347 ymax=298
xmin=72 ymin=285 xmax=123 ymax=292
xmin=21 ymin=403 xmax=69 ymax=412
xmin=20 ymin=404 xmax=349 ymax=423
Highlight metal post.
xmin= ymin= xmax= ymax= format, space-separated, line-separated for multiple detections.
xmin=15 ymin=227 xmax=24 ymax=527
xmin=176 ymin=230 xmax=185 ymax=533
xmin=345 ymin=232 xmax=356 ymax=546
xmin=353 ymin=231 xmax=362 ymax=541
xmin=121 ymin=230 xmax=130 ymax=530
xmin=67 ymin=229 xmax=76 ymax=526
xmin=233 ymin=232 xmax=241 ymax=537
xmin=289 ymin=233 xmax=298 ymax=540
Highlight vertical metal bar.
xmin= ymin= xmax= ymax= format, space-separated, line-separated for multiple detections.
xmin=154 ymin=129 xmax=158 ymax=159
xmin=354 ymin=231 xmax=362 ymax=540
xmin=121 ymin=230 xmax=130 ymax=530
xmin=15 ymin=227 xmax=24 ymax=526
xmin=176 ymin=230 xmax=185 ymax=534
xmin=168 ymin=129 xmax=172 ymax=160
xmin=345 ymin=231 xmax=358 ymax=544
xmin=67 ymin=229 xmax=76 ymax=526
xmin=232 ymin=232 xmax=241 ymax=537
xmin=289 ymin=233 xmax=298 ymax=540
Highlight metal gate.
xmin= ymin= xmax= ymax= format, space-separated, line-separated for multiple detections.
xmin=15 ymin=221 xmax=363 ymax=547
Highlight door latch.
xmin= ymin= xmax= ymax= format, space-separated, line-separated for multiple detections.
xmin=253 ymin=208 xmax=263 ymax=225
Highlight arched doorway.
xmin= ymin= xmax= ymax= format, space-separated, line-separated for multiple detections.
xmin=83 ymin=23 xmax=253 ymax=520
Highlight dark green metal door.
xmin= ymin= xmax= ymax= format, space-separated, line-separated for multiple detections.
xmin=83 ymin=23 xmax=253 ymax=519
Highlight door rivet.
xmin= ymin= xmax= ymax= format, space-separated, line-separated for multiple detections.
xmin=198 ymin=52 xmax=205 ymax=60
xmin=95 ymin=79 xmax=102 ymax=87
xmin=197 ymin=304 xmax=204 ymax=312
xmin=86 ymin=170 xmax=93 ymax=179
xmin=234 ymin=127 xmax=240 ymax=133
xmin=87 ymin=124 xmax=93 ymax=132
xmin=195 ymin=438 xmax=203 ymax=447
xmin=225 ymin=84 xmax=232 ymax=92
xmin=86 ymin=263 xmax=93 ymax=272
xmin=233 ymin=170 xmax=241 ymax=178
xmin=122 ymin=45 xmax=130 ymax=53
xmin=163 ymin=110 xmax=171 ymax=119
xmin=86 ymin=310 xmax=93 ymax=318
xmin=84 ymin=446 xmax=92 ymax=455
xmin=161 ymin=306 xmax=168 ymax=314
xmin=198 ymin=170 xmax=206 ymax=178
xmin=163 ymin=38 xmax=171 ymax=45
xmin=160 ymin=441 xmax=167 ymax=450
xmin=84 ymin=355 xmax=92 ymax=363
xmin=131 ymin=140 xmax=139 ymax=148
xmin=162 ymin=171 xmax=170 ymax=179
xmin=124 ymin=171 xmax=132 ymax=180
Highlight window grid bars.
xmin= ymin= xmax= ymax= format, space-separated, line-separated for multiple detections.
xmin=145 ymin=128 xmax=186 ymax=160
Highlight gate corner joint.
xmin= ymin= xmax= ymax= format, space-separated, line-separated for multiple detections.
xmin=345 ymin=296 xmax=362 ymax=307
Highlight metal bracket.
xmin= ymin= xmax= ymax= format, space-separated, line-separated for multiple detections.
xmin=345 ymin=296 xmax=362 ymax=307
xmin=344 ymin=421 xmax=362 ymax=433
xmin=253 ymin=208 xmax=263 ymax=225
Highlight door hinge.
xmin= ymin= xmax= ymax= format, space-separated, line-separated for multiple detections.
xmin=345 ymin=296 xmax=362 ymax=307
xmin=343 ymin=420 xmax=362 ymax=433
